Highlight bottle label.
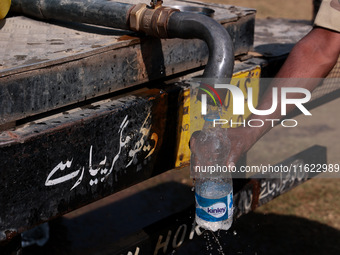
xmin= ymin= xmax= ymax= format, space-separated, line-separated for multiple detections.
xmin=195 ymin=192 xmax=233 ymax=222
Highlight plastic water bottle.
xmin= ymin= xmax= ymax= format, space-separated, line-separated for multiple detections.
xmin=195 ymin=177 xmax=233 ymax=231
xmin=191 ymin=109 xmax=233 ymax=231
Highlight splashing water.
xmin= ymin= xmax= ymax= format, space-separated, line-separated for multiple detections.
xmin=202 ymin=230 xmax=226 ymax=255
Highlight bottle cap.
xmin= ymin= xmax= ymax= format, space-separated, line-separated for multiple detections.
xmin=203 ymin=115 xmax=220 ymax=122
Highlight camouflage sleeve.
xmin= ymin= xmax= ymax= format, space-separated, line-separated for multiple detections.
xmin=314 ymin=0 xmax=340 ymax=32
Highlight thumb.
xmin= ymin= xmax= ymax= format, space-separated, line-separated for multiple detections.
xmin=226 ymin=147 xmax=242 ymax=167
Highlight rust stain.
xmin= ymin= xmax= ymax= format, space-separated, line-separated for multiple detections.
xmin=177 ymin=162 xmax=190 ymax=168
xmin=148 ymin=96 xmax=156 ymax=101
xmin=6 ymin=131 xmax=19 ymax=139
xmin=5 ymin=230 xmax=18 ymax=241
xmin=138 ymin=88 xmax=163 ymax=99
xmin=117 ymin=35 xmax=141 ymax=44
xmin=250 ymin=179 xmax=261 ymax=210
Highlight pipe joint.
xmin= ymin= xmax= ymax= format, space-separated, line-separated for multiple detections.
xmin=129 ymin=3 xmax=179 ymax=38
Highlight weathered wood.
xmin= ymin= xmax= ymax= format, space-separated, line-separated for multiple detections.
xmin=0 ymin=83 xmax=182 ymax=241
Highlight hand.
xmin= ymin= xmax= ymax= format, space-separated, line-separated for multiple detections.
xmin=190 ymin=126 xmax=259 ymax=167
xmin=226 ymin=126 xmax=257 ymax=166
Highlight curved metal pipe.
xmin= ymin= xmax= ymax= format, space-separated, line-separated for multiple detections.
xmin=167 ymin=12 xmax=234 ymax=82
xmin=10 ymin=0 xmax=133 ymax=30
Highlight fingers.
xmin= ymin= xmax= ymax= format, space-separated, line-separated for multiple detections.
xmin=228 ymin=161 xmax=235 ymax=168
xmin=226 ymin=148 xmax=241 ymax=167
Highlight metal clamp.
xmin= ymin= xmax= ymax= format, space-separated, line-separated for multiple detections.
xmin=129 ymin=3 xmax=179 ymax=38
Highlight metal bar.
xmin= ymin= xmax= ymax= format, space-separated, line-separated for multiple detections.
xmin=11 ymin=0 xmax=133 ymax=30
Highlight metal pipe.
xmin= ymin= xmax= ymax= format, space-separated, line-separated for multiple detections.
xmin=167 ymin=12 xmax=234 ymax=82
xmin=10 ymin=0 xmax=133 ymax=30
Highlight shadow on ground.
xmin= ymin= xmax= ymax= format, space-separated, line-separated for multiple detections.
xmin=176 ymin=212 xmax=340 ymax=255
xmin=18 ymin=180 xmax=340 ymax=255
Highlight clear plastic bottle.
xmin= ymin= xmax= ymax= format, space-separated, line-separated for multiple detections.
xmin=195 ymin=177 xmax=233 ymax=231
xmin=191 ymin=108 xmax=233 ymax=231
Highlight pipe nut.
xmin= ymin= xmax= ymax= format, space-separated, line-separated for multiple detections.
xmin=129 ymin=3 xmax=148 ymax=32
xmin=153 ymin=7 xmax=179 ymax=38
xmin=129 ymin=3 xmax=179 ymax=38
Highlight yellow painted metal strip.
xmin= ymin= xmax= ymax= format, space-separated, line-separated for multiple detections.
xmin=175 ymin=66 xmax=261 ymax=168
xmin=0 ymin=0 xmax=11 ymax=19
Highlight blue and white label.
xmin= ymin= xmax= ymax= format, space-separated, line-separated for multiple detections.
xmin=195 ymin=192 xmax=233 ymax=222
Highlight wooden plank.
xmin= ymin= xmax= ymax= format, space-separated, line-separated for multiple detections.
xmin=0 ymin=82 xmax=182 ymax=241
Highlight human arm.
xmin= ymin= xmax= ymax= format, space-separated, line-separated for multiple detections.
xmin=226 ymin=27 xmax=340 ymax=165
